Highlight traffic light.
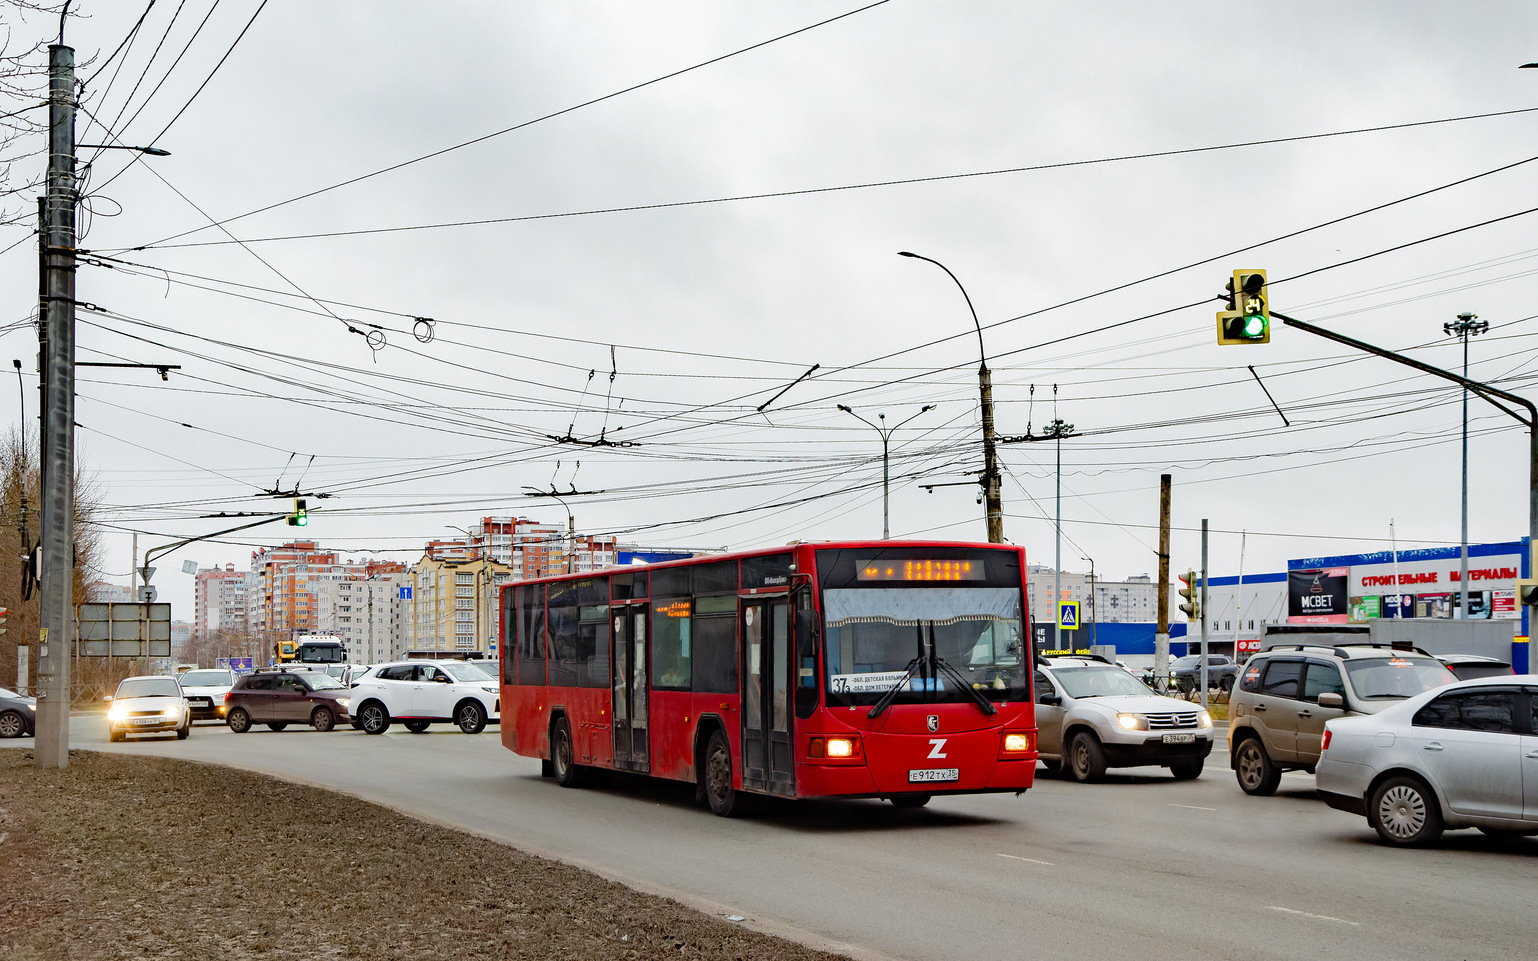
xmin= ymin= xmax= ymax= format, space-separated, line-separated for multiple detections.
xmin=287 ymin=498 xmax=308 ymax=527
xmin=1216 ymin=269 xmax=1270 ymax=345
xmin=1177 ymin=570 xmax=1200 ymax=621
xmin=1516 ymin=578 xmax=1538 ymax=607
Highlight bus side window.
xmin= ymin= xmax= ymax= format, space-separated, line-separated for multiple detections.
xmin=651 ymin=599 xmax=692 ymax=690
xmin=517 ymin=584 xmax=546 ymax=686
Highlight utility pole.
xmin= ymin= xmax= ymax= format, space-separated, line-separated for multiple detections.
xmin=1008 ymin=408 xmax=1079 ymax=651
xmin=1200 ymin=518 xmax=1210 ymax=711
xmin=1444 ymin=312 xmax=1487 ymax=619
xmin=35 ymin=43 xmax=76 ymax=770
xmin=1155 ymin=474 xmax=1171 ymax=687
xmin=897 ymin=252 xmax=1003 ymax=542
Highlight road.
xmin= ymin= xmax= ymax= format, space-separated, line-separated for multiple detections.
xmin=23 ymin=715 xmax=1538 ymax=961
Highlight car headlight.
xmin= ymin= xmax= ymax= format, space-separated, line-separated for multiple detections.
xmin=335 ymin=698 xmax=350 ymax=708
xmin=482 ymin=686 xmax=497 ymax=694
xmin=164 ymin=706 xmax=182 ymax=719
xmin=1198 ymin=711 xmax=1212 ymax=729
xmin=107 ymin=705 xmax=128 ymax=723
xmin=1116 ymin=713 xmax=1149 ymax=731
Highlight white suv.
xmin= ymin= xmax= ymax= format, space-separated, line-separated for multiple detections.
xmin=348 ymin=660 xmax=500 ymax=735
xmin=1035 ymin=655 xmax=1215 ymax=781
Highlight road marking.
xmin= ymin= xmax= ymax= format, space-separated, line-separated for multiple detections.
xmin=997 ymin=853 xmax=1054 ymax=866
xmin=1268 ymin=906 xmax=1359 ymax=926
xmin=1169 ymin=803 xmax=1216 ymax=811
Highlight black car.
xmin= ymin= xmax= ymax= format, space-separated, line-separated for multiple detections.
xmin=1171 ymin=654 xmax=1239 ymax=694
xmin=224 ymin=668 xmax=353 ymax=733
xmin=0 ymin=686 xmax=36 ymax=738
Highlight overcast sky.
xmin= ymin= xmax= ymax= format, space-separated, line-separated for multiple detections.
xmin=4 ymin=1 xmax=1538 ymax=620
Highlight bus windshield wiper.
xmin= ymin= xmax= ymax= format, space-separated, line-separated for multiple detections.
xmin=867 ymin=624 xmax=998 ymax=719
xmin=866 ymin=655 xmax=923 ymax=719
xmin=931 ymin=654 xmax=997 ymax=716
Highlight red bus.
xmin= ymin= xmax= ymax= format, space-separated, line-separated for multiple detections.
xmin=498 ymin=540 xmax=1037 ymax=815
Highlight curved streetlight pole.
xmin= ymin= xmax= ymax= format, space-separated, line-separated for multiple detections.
xmin=838 ymin=403 xmax=935 ymax=538
xmin=897 ymin=251 xmax=1004 ymax=542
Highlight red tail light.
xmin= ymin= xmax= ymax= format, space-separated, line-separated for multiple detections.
xmin=1321 ymin=729 xmax=1332 ymax=751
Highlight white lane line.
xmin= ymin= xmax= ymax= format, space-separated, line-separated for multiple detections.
xmin=1169 ymin=803 xmax=1216 ymax=811
xmin=997 ymin=853 xmax=1054 ymax=866
xmin=1268 ymin=906 xmax=1359 ymax=926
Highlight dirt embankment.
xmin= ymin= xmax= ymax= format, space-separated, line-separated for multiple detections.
xmin=0 ymin=751 xmax=849 ymax=961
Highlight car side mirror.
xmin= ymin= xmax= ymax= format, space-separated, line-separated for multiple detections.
xmin=1039 ymin=693 xmax=1061 ymax=706
xmin=102 ymin=695 xmax=113 ymax=703
xmin=1317 ymin=692 xmax=1344 ymax=709
xmin=436 ymin=675 xmax=451 ymax=683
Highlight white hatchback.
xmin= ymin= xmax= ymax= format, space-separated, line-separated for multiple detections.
xmin=1317 ymin=674 xmax=1538 ymax=846
xmin=348 ymin=660 xmax=500 ymax=735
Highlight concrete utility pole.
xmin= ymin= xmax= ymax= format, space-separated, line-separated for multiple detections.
xmin=1200 ymin=518 xmax=1210 ymax=710
xmin=1444 ymin=312 xmax=1488 ymax=619
xmin=897 ymin=252 xmax=1004 ymax=542
xmin=36 ymin=44 xmax=76 ymax=770
xmin=1155 ymin=474 xmax=1171 ymax=687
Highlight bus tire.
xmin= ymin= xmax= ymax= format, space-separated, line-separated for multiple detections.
xmin=404 ymin=719 xmax=430 ymax=733
xmin=552 ymin=716 xmax=586 ymax=788
xmin=704 ymin=729 xmax=743 ymax=817
xmin=890 ymin=795 xmax=931 ymax=809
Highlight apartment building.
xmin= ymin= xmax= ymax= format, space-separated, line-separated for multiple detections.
xmin=313 ymin=573 xmax=410 ymax=663
xmin=409 ymin=554 xmax=512 ymax=655
xmin=193 ymin=563 xmax=248 ymax=642
xmin=246 ymin=541 xmax=406 ymax=637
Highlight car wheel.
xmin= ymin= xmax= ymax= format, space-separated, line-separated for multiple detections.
xmin=1169 ymin=758 xmax=1203 ymax=780
xmin=358 ymin=701 xmax=391 ymax=735
xmin=311 ymin=707 xmax=335 ymax=732
xmin=265 ymin=722 xmax=289 ymax=732
xmin=1234 ymin=736 xmax=1281 ymax=796
xmin=551 ymin=716 xmax=587 ymax=788
xmin=404 ymin=719 xmax=430 ymax=733
xmin=1370 ymin=776 xmax=1444 ymax=847
xmin=176 ymin=719 xmax=190 ymax=740
xmin=0 ymin=710 xmax=25 ymax=738
xmin=456 ymin=701 xmax=487 ymax=735
xmin=890 ymin=794 xmax=931 ymax=809
xmin=704 ymin=729 xmax=743 ymax=817
xmin=227 ymin=707 xmax=252 ymax=734
xmin=1067 ymin=731 xmax=1107 ymax=782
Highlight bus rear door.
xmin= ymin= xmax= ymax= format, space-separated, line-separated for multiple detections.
xmin=741 ymin=597 xmax=794 ymax=795
xmin=611 ymin=604 xmax=649 ymax=773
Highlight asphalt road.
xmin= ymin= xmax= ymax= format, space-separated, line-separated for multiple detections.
xmin=21 ymin=715 xmax=1538 ymax=961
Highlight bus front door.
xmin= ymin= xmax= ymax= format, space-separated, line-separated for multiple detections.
xmin=611 ymin=605 xmax=649 ymax=773
xmin=741 ymin=598 xmax=794 ymax=795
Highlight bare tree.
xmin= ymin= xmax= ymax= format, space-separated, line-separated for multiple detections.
xmin=0 ymin=3 xmax=75 ymax=229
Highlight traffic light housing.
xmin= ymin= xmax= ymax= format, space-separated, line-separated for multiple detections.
xmin=1177 ymin=570 xmax=1200 ymax=621
xmin=287 ymin=498 xmax=308 ymax=527
xmin=1516 ymin=578 xmax=1538 ymax=607
xmin=1217 ymin=269 xmax=1270 ymax=345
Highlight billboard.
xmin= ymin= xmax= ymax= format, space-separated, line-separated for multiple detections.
xmin=1288 ymin=568 xmax=1349 ymax=624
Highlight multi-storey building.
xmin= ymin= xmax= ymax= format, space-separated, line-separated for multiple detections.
xmin=313 ymin=573 xmax=410 ymax=664
xmin=409 ymin=553 xmax=512 ymax=655
xmin=85 ymin=581 xmax=133 ymax=603
xmin=465 ymin=516 xmax=617 ymax=578
xmin=246 ymin=541 xmax=406 ymax=639
xmin=193 ymin=563 xmax=248 ymax=642
xmin=1027 ymin=567 xmax=1165 ymax=628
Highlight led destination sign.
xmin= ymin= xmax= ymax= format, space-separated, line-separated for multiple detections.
xmin=856 ymin=559 xmax=985 ymax=582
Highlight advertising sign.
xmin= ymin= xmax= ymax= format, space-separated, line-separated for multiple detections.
xmin=1288 ymin=568 xmax=1349 ymax=624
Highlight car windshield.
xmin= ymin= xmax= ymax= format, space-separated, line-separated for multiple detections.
xmin=1448 ymin=663 xmax=1511 ymax=680
xmin=298 ymin=672 xmax=345 ymax=691
xmin=297 ymin=643 xmax=346 ymax=663
xmin=1344 ymin=657 xmax=1456 ymax=699
xmin=439 ymin=662 xmax=494 ymax=683
xmin=179 ymin=671 xmax=234 ymax=687
xmin=1051 ymin=664 xmax=1156 ymax=698
xmin=116 ymin=677 xmax=182 ymax=698
xmin=0 ymin=686 xmax=19 ymax=698
xmin=823 ymin=587 xmax=1027 ymax=707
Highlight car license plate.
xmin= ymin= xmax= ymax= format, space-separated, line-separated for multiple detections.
xmin=133 ymin=717 xmax=160 ymax=726
xmin=908 ymin=768 xmax=959 ymax=783
xmin=1162 ymin=733 xmax=1195 ymax=744
xmin=190 ymin=698 xmax=209 ymax=706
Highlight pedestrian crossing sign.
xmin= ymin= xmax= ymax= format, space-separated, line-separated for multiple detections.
xmin=1059 ymin=601 xmax=1079 ymax=631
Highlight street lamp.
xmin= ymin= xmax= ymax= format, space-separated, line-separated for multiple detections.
xmin=1080 ymin=555 xmax=1097 ymax=651
xmin=1444 ymin=312 xmax=1488 ymax=619
xmin=837 ymin=403 xmax=935 ymax=538
xmin=77 ymin=143 xmax=170 ymax=155
xmin=897 ymin=251 xmax=1004 ymax=543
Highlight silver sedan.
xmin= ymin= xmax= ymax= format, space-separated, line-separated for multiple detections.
xmin=1316 ymin=674 xmax=1538 ymax=846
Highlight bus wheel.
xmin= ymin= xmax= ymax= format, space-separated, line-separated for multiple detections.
xmin=552 ymin=717 xmax=586 ymax=788
xmin=704 ymin=729 xmax=743 ymax=817
xmin=890 ymin=795 xmax=931 ymax=809
xmin=404 ymin=720 xmax=430 ymax=733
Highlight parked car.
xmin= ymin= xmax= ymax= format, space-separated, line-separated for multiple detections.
xmin=348 ymin=659 xmax=500 ymax=735
xmin=1170 ymin=654 xmax=1238 ymax=694
xmin=175 ymin=668 xmax=236 ymax=721
xmin=223 ymin=668 xmax=353 ymax=733
xmin=1227 ymin=642 xmax=1456 ymax=796
xmin=0 ymin=686 xmax=37 ymax=738
xmin=106 ymin=675 xmax=191 ymax=742
xmin=1317 ymin=675 xmax=1538 ymax=846
xmin=1435 ymin=654 xmax=1513 ymax=681
xmin=1034 ymin=655 xmax=1214 ymax=781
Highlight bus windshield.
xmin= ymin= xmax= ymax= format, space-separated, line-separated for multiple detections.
xmin=822 ymin=587 xmax=1027 ymax=708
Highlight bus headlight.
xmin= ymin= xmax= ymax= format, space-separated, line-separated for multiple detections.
xmin=1117 ymin=713 xmax=1149 ymax=731
xmin=1002 ymin=732 xmax=1032 ymax=753
xmin=808 ymin=735 xmax=861 ymax=760
xmin=825 ymin=737 xmax=855 ymax=758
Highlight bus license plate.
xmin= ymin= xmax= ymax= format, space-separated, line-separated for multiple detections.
xmin=909 ymin=768 xmax=959 ymax=783
xmin=1162 ymin=733 xmax=1195 ymax=744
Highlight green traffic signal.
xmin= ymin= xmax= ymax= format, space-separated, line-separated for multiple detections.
xmin=288 ymin=498 xmax=308 ymax=526
xmin=1216 ymin=269 xmax=1270 ymax=345
xmin=1241 ymin=313 xmax=1267 ymax=338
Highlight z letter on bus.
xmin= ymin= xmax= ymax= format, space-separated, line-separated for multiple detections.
xmin=928 ymin=738 xmax=948 ymax=759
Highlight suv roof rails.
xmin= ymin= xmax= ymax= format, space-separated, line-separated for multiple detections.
xmin=1038 ymin=652 xmax=1113 ymax=665
xmin=1260 ymin=641 xmax=1434 ymax=658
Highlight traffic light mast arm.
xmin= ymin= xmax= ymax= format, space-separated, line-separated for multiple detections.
xmin=1272 ymin=307 xmax=1538 ymax=608
xmin=143 ymin=513 xmax=296 ymax=575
